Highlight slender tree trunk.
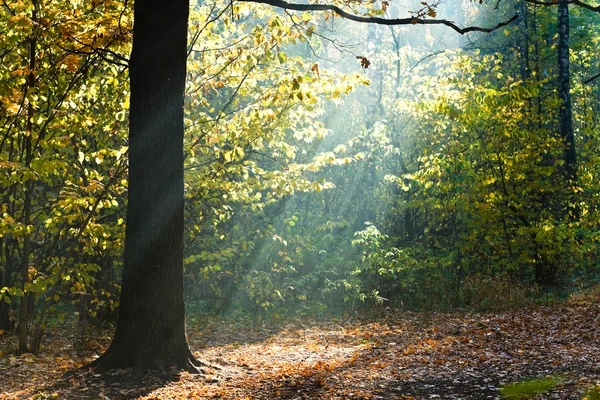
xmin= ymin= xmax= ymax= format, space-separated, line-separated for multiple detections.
xmin=0 ymin=240 xmax=14 ymax=330
xmin=557 ymin=0 xmax=576 ymax=184
xmin=18 ymin=138 xmax=32 ymax=353
xmin=533 ymin=5 xmax=543 ymax=128
xmin=519 ymin=1 xmax=530 ymax=83
xmin=89 ymin=0 xmax=203 ymax=373
xmin=18 ymin=4 xmax=38 ymax=352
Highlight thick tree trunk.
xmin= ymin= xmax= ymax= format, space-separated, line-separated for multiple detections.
xmin=89 ymin=0 xmax=201 ymax=373
xmin=557 ymin=0 xmax=576 ymax=184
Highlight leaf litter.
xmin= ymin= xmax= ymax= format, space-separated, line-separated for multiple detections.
xmin=1 ymin=292 xmax=599 ymax=399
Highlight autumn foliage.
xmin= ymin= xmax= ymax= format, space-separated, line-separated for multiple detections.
xmin=1 ymin=0 xmax=600 ymax=397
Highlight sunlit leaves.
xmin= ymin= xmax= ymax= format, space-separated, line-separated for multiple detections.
xmin=179 ymin=0 xmax=377 ymax=314
xmin=380 ymin=50 xmax=600 ymax=287
xmin=0 ymin=0 xmax=131 ymax=348
xmin=184 ymin=0 xmax=367 ymax=212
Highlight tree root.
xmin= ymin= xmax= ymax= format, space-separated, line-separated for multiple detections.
xmin=74 ymin=345 xmax=223 ymax=379
xmin=182 ymin=358 xmax=206 ymax=375
xmin=190 ymin=355 xmax=223 ymax=370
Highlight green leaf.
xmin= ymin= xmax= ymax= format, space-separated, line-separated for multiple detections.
xmin=278 ymin=52 xmax=287 ymax=64
xmin=583 ymin=387 xmax=600 ymax=400
xmin=500 ymin=377 xmax=563 ymax=399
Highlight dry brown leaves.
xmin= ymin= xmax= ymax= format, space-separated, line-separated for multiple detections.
xmin=1 ymin=292 xmax=599 ymax=399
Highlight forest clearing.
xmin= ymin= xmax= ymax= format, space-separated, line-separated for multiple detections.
xmin=1 ymin=288 xmax=599 ymax=399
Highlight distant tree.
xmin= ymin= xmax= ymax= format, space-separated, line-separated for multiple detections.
xmin=1 ymin=0 xmax=129 ymax=352
xmin=523 ymin=0 xmax=600 ymax=187
xmin=557 ymin=0 xmax=576 ymax=186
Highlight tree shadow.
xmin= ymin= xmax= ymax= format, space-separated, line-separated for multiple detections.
xmin=23 ymin=368 xmax=186 ymax=400
xmin=186 ymin=316 xmax=322 ymax=349
xmin=223 ymin=342 xmax=578 ymax=400
xmin=14 ymin=302 xmax=600 ymax=399
xmin=221 ymin=346 xmax=502 ymax=399
xmin=195 ymin=310 xmax=599 ymax=400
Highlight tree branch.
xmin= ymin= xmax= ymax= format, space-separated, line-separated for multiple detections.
xmin=571 ymin=0 xmax=600 ymax=11
xmin=524 ymin=0 xmax=600 ymax=12
xmin=239 ymin=0 xmax=519 ymax=34
xmin=584 ymin=71 xmax=600 ymax=84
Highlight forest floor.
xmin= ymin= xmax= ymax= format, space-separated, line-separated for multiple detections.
xmin=1 ymin=291 xmax=599 ymax=400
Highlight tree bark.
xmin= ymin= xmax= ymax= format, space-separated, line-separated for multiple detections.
xmin=0 ymin=240 xmax=14 ymax=330
xmin=18 ymin=3 xmax=38 ymax=352
xmin=557 ymin=0 xmax=576 ymax=184
xmin=519 ymin=1 xmax=530 ymax=82
xmin=89 ymin=0 xmax=202 ymax=373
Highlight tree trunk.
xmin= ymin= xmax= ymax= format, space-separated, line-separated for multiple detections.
xmin=0 ymin=240 xmax=15 ymax=330
xmin=557 ymin=0 xmax=576 ymax=184
xmin=89 ymin=0 xmax=201 ymax=373
xmin=519 ymin=1 xmax=530 ymax=83
xmin=18 ymin=6 xmax=38 ymax=352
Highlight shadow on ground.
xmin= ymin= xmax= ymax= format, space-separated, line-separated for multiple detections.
xmin=23 ymin=369 xmax=183 ymax=400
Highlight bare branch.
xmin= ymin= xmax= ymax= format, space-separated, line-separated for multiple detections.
xmin=571 ymin=0 xmax=600 ymax=12
xmin=584 ymin=71 xmax=600 ymax=84
xmin=524 ymin=0 xmax=600 ymax=12
xmin=239 ymin=0 xmax=519 ymax=34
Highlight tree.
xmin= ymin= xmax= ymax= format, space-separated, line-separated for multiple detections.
xmin=524 ymin=0 xmax=600 ymax=190
xmin=88 ymin=0 xmax=519 ymax=373
xmin=557 ymin=0 xmax=576 ymax=185
xmin=89 ymin=0 xmax=202 ymax=372
xmin=1 ymin=0 xmax=130 ymax=352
